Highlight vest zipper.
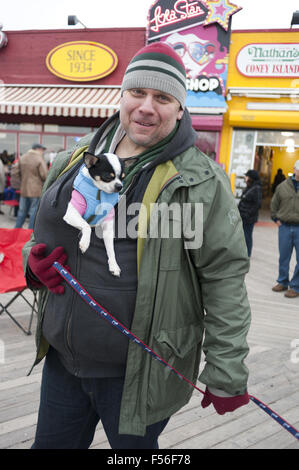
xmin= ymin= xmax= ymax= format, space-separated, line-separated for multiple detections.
xmin=65 ymin=239 xmax=81 ymax=375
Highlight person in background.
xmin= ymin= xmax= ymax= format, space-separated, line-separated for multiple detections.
xmin=15 ymin=143 xmax=48 ymax=229
xmin=271 ymin=160 xmax=299 ymax=298
xmin=272 ymin=168 xmax=286 ymax=194
xmin=22 ymin=43 xmax=251 ymax=450
xmin=238 ymin=169 xmax=262 ymax=257
xmin=0 ymin=155 xmax=5 ymax=214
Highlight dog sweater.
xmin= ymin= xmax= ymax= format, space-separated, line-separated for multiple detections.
xmin=72 ymin=164 xmax=118 ymax=224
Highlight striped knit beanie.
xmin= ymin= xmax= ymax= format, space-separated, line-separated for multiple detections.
xmin=121 ymin=42 xmax=187 ymax=109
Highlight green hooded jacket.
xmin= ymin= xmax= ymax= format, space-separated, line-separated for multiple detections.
xmin=23 ymin=134 xmax=251 ymax=437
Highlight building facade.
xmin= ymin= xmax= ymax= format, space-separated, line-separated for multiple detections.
xmin=0 ymin=27 xmax=145 ymax=162
xmin=220 ymin=29 xmax=299 ymax=199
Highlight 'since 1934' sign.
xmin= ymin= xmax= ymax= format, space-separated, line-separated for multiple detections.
xmin=46 ymin=41 xmax=118 ymax=82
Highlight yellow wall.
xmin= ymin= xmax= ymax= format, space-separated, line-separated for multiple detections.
xmin=271 ymin=147 xmax=299 ymax=182
xmin=219 ymin=30 xmax=299 ymax=173
xmin=228 ymin=30 xmax=299 ymax=89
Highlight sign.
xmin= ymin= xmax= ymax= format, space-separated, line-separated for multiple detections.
xmin=236 ymin=43 xmax=299 ymax=78
xmin=147 ymin=0 xmax=241 ymax=42
xmin=46 ymin=41 xmax=118 ymax=82
xmin=147 ymin=1 xmax=242 ymax=111
xmin=147 ymin=0 xmax=209 ymax=42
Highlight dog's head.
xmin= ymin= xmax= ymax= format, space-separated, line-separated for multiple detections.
xmin=83 ymin=152 xmax=125 ymax=194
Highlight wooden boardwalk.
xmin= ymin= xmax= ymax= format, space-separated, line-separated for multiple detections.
xmin=0 ymin=207 xmax=298 ymax=449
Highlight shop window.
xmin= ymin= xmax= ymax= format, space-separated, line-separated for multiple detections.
xmin=42 ymin=135 xmax=65 ymax=167
xmin=19 ymin=133 xmax=41 ymax=156
xmin=257 ymin=130 xmax=299 ymax=147
xmin=229 ymin=129 xmax=256 ymax=199
xmin=0 ymin=132 xmax=17 ymax=163
xmin=20 ymin=123 xmax=42 ymax=132
xmin=57 ymin=125 xmax=92 ymax=134
xmin=0 ymin=123 xmax=20 ymax=131
xmin=194 ymin=131 xmax=218 ymax=160
xmin=42 ymin=134 xmax=65 ymax=152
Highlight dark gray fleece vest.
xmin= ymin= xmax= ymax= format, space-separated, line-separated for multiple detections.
xmin=34 ymin=162 xmax=138 ymax=378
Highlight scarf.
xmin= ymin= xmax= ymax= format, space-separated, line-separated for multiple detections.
xmin=103 ymin=118 xmax=179 ymax=192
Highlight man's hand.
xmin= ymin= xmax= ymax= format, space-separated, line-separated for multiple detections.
xmin=27 ymin=243 xmax=68 ymax=294
xmin=201 ymin=387 xmax=249 ymax=415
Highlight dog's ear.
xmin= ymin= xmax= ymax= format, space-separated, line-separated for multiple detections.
xmin=84 ymin=152 xmax=99 ymax=168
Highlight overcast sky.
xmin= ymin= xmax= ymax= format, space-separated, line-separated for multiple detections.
xmin=1 ymin=0 xmax=299 ymax=31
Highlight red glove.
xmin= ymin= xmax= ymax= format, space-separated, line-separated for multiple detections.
xmin=27 ymin=243 xmax=68 ymax=295
xmin=201 ymin=387 xmax=249 ymax=415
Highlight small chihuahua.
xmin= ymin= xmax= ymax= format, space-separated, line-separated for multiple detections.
xmin=63 ymin=152 xmax=125 ymax=277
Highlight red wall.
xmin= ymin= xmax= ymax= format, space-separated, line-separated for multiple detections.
xmin=0 ymin=28 xmax=145 ymax=85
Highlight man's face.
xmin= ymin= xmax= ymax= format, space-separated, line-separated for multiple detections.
xmin=294 ymin=166 xmax=299 ymax=181
xmin=120 ymin=88 xmax=184 ymax=152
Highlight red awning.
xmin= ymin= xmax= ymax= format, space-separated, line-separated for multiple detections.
xmin=0 ymin=85 xmax=121 ymax=117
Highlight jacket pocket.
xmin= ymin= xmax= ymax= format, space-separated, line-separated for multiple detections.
xmin=154 ymin=324 xmax=202 ymax=360
xmin=147 ymin=324 xmax=203 ymax=415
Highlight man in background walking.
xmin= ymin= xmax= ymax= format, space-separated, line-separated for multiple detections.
xmin=271 ymin=160 xmax=299 ymax=298
xmin=15 ymin=143 xmax=48 ymax=229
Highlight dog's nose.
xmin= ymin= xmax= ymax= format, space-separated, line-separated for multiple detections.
xmin=114 ymin=183 xmax=123 ymax=192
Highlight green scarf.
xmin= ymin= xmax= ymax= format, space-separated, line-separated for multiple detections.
xmin=104 ymin=119 xmax=179 ymax=191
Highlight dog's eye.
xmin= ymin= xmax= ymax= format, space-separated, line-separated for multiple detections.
xmin=101 ymin=173 xmax=114 ymax=182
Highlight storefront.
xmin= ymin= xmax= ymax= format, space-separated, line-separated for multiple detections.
xmin=0 ymin=27 xmax=145 ymax=162
xmin=146 ymin=0 xmax=243 ymax=163
xmin=219 ymin=29 xmax=299 ymax=200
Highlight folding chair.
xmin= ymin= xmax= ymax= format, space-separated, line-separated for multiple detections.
xmin=0 ymin=228 xmax=38 ymax=335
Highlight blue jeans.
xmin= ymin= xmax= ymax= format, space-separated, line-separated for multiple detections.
xmin=15 ymin=196 xmax=39 ymax=229
xmin=32 ymin=348 xmax=169 ymax=449
xmin=277 ymin=223 xmax=299 ymax=292
xmin=242 ymin=222 xmax=254 ymax=257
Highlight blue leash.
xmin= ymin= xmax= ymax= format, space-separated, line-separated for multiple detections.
xmin=53 ymin=262 xmax=299 ymax=441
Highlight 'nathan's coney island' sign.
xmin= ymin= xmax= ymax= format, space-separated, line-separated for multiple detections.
xmin=236 ymin=43 xmax=299 ymax=78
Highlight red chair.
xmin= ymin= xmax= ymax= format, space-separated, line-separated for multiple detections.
xmin=0 ymin=228 xmax=37 ymax=335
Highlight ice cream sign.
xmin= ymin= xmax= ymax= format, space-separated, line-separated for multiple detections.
xmin=236 ymin=44 xmax=299 ymax=78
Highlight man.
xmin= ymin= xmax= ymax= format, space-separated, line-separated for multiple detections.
xmin=0 ymin=155 xmax=5 ymax=214
xmin=271 ymin=160 xmax=299 ymax=298
xmin=23 ymin=43 xmax=251 ymax=449
xmin=15 ymin=143 xmax=48 ymax=229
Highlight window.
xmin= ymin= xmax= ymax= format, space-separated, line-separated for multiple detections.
xmin=194 ymin=131 xmax=218 ymax=160
xmin=0 ymin=133 xmax=17 ymax=163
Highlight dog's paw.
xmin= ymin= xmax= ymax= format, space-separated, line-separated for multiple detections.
xmin=79 ymin=234 xmax=91 ymax=253
xmin=109 ymin=261 xmax=121 ymax=277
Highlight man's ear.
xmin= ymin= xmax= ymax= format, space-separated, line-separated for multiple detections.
xmin=84 ymin=152 xmax=99 ymax=168
xmin=177 ymin=107 xmax=184 ymax=121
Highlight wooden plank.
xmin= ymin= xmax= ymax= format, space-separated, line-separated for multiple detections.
xmin=0 ymin=209 xmax=299 ymax=449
